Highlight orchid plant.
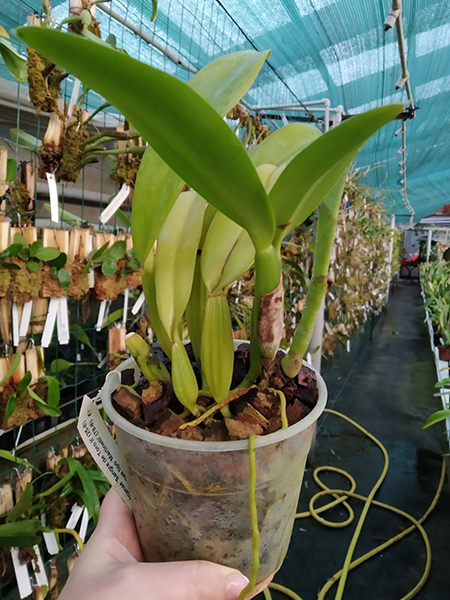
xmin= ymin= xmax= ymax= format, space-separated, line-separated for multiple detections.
xmin=15 ymin=26 xmax=403 ymax=418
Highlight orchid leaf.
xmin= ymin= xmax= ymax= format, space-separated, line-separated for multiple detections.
xmin=269 ymin=104 xmax=404 ymax=239
xmin=0 ymin=38 xmax=27 ymax=82
xmin=423 ymin=410 xmax=450 ymax=429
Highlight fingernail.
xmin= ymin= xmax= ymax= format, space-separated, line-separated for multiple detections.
xmin=226 ymin=573 xmax=249 ymax=600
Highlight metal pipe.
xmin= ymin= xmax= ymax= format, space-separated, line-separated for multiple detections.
xmin=97 ymin=4 xmax=198 ymax=74
xmin=386 ymin=214 xmax=396 ymax=303
xmin=393 ymin=0 xmax=414 ymax=107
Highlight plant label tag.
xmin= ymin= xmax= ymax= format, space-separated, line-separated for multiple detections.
xmin=19 ymin=301 xmax=33 ymax=338
xmin=281 ymin=113 xmax=289 ymax=126
xmin=57 ymin=297 xmax=70 ymax=345
xmin=42 ymin=515 xmax=59 ymax=555
xmin=131 ymin=291 xmax=145 ymax=315
xmin=11 ymin=548 xmax=32 ymax=599
xmin=100 ymin=184 xmax=130 ymax=224
xmin=46 ymin=173 xmax=59 ymax=224
xmin=346 ymin=339 xmax=351 ymax=353
xmin=32 ymin=545 xmax=48 ymax=588
xmin=67 ymin=78 xmax=81 ymax=121
xmin=12 ymin=302 xmax=20 ymax=347
xmin=79 ymin=506 xmax=89 ymax=544
xmin=66 ymin=503 xmax=84 ymax=530
xmin=96 ymin=299 xmax=108 ymax=331
xmin=122 ymin=288 xmax=129 ymax=323
xmin=42 ymin=298 xmax=59 ymax=348
xmin=78 ymin=394 xmax=132 ymax=508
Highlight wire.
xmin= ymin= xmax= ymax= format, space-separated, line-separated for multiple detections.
xmin=268 ymin=408 xmax=446 ymax=600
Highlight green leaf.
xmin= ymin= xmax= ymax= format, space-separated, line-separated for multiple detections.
xmin=0 ymin=520 xmax=48 ymax=548
xmin=50 ymin=358 xmax=74 ymax=373
xmin=6 ymin=483 xmax=33 ymax=522
xmin=250 ymin=123 xmax=322 ymax=168
xmin=435 ymin=378 xmax=450 ymax=388
xmin=16 ymin=371 xmax=32 ymax=392
xmin=423 ymin=410 xmax=450 ymax=429
xmin=28 ymin=387 xmax=62 ymax=417
xmin=107 ymin=240 xmax=126 ymax=261
xmin=268 ymin=104 xmax=404 ymax=238
xmin=69 ymin=324 xmax=93 ymax=350
xmin=84 ymin=241 xmax=110 ymax=275
xmin=4 ymin=394 xmax=17 ymax=420
xmin=27 ymin=260 xmax=39 ymax=272
xmin=2 ymin=261 xmax=20 ymax=270
xmin=29 ymin=241 xmax=40 ymax=258
xmin=51 ymin=266 xmax=58 ymax=279
xmin=116 ymin=208 xmax=131 ymax=228
xmin=66 ymin=457 xmax=100 ymax=522
xmin=150 ymin=0 xmax=158 ymax=21
xmin=101 ymin=257 xmax=117 ymax=276
xmin=0 ymin=353 xmax=21 ymax=386
xmin=101 ymin=308 xmax=123 ymax=329
xmin=0 ymin=449 xmax=37 ymax=472
xmin=0 ymin=38 xmax=27 ymax=82
xmin=43 ymin=203 xmax=85 ymax=227
xmin=50 ymin=252 xmax=67 ymax=269
xmin=35 ymin=246 xmax=61 ymax=261
xmin=36 ymin=472 xmax=74 ymax=498
xmin=45 ymin=375 xmax=60 ymax=407
xmin=155 ymin=192 xmax=206 ymax=338
xmin=1 ymin=242 xmax=22 ymax=258
xmin=9 ymin=128 xmax=42 ymax=151
xmin=12 ymin=232 xmax=28 ymax=247
xmin=18 ymin=247 xmax=30 ymax=261
xmin=6 ymin=158 xmax=16 ymax=182
xmin=58 ymin=268 xmax=70 ymax=290
xmin=15 ymin=28 xmax=271 ymax=264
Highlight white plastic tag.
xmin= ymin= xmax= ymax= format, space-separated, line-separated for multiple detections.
xmin=42 ymin=515 xmax=59 ymax=555
xmin=11 ymin=548 xmax=32 ymax=598
xmin=66 ymin=503 xmax=83 ymax=531
xmin=32 ymin=545 xmax=48 ymax=588
xmin=96 ymin=299 xmax=108 ymax=331
xmin=57 ymin=297 xmax=70 ymax=345
xmin=79 ymin=506 xmax=89 ymax=544
xmin=100 ymin=184 xmax=130 ymax=224
xmin=46 ymin=173 xmax=59 ymax=224
xmin=131 ymin=291 xmax=145 ymax=315
xmin=346 ymin=339 xmax=351 ymax=353
xmin=12 ymin=303 xmax=20 ymax=347
xmin=122 ymin=288 xmax=129 ymax=324
xmin=67 ymin=78 xmax=81 ymax=121
xmin=281 ymin=113 xmax=289 ymax=126
xmin=78 ymin=394 xmax=132 ymax=508
xmin=42 ymin=298 xmax=59 ymax=348
xmin=19 ymin=301 xmax=33 ymax=338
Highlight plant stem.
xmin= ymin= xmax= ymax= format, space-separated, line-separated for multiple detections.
xmin=83 ymin=102 xmax=112 ymax=126
xmin=84 ymin=147 xmax=145 ymax=156
xmin=245 ymin=245 xmax=282 ymax=384
xmin=282 ymin=173 xmax=347 ymax=378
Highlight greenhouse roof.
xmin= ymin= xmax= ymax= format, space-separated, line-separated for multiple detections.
xmin=2 ymin=0 xmax=450 ymax=222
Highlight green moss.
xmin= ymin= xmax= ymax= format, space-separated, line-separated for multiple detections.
xmin=26 ymin=48 xmax=63 ymax=115
xmin=10 ymin=258 xmax=42 ymax=304
xmin=0 ymin=268 xmax=11 ymax=297
xmin=113 ymin=155 xmax=142 ymax=187
xmin=59 ymin=118 xmax=89 ymax=183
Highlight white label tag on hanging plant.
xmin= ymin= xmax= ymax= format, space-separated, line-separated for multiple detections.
xmin=67 ymin=78 xmax=81 ymax=121
xmin=96 ymin=299 xmax=109 ymax=331
xmin=42 ymin=515 xmax=59 ymax=555
xmin=78 ymin=506 xmax=89 ymax=545
xmin=99 ymin=184 xmax=130 ymax=224
xmin=31 ymin=545 xmax=48 ymax=588
xmin=57 ymin=297 xmax=70 ymax=345
xmin=19 ymin=301 xmax=33 ymax=338
xmin=12 ymin=303 xmax=20 ymax=347
xmin=10 ymin=548 xmax=32 ymax=599
xmin=41 ymin=298 xmax=59 ymax=348
xmin=122 ymin=288 xmax=129 ymax=324
xmin=46 ymin=173 xmax=59 ymax=224
xmin=66 ymin=503 xmax=84 ymax=531
xmin=78 ymin=394 xmax=132 ymax=508
xmin=281 ymin=113 xmax=289 ymax=126
xmin=131 ymin=291 xmax=145 ymax=315
xmin=346 ymin=339 xmax=351 ymax=353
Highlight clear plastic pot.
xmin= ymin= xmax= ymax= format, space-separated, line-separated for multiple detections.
xmin=102 ymin=344 xmax=327 ymax=581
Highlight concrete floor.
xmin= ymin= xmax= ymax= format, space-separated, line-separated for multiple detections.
xmin=263 ymin=281 xmax=450 ymax=600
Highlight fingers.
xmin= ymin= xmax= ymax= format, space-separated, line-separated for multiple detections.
xmin=96 ymin=488 xmax=144 ymax=562
xmin=129 ymin=560 xmax=249 ymax=600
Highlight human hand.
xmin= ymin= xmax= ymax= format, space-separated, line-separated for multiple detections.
xmin=59 ymin=488 xmax=272 ymax=600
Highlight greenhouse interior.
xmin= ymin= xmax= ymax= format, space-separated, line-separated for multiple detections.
xmin=0 ymin=0 xmax=449 ymax=598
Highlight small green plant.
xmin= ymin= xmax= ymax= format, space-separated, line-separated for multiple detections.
xmin=16 ymin=26 xmax=403 ymax=420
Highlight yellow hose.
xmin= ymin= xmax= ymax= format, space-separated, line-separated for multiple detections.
xmin=55 ymin=528 xmax=85 ymax=551
xmin=268 ymin=408 xmax=446 ymax=600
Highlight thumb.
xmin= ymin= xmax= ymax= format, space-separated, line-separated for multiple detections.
xmin=133 ymin=560 xmax=249 ymax=600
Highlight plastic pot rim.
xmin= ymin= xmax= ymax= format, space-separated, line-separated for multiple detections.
xmin=102 ymin=342 xmax=327 ymax=453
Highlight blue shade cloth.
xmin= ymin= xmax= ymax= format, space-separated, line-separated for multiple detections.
xmin=2 ymin=0 xmax=449 ymax=222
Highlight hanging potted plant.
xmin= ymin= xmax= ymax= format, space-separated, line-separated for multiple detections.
xmin=17 ymin=26 xmax=402 ymax=593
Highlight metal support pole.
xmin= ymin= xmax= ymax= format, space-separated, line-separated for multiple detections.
xmin=426 ymin=228 xmax=433 ymax=261
xmin=386 ymin=214 xmax=396 ymax=304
